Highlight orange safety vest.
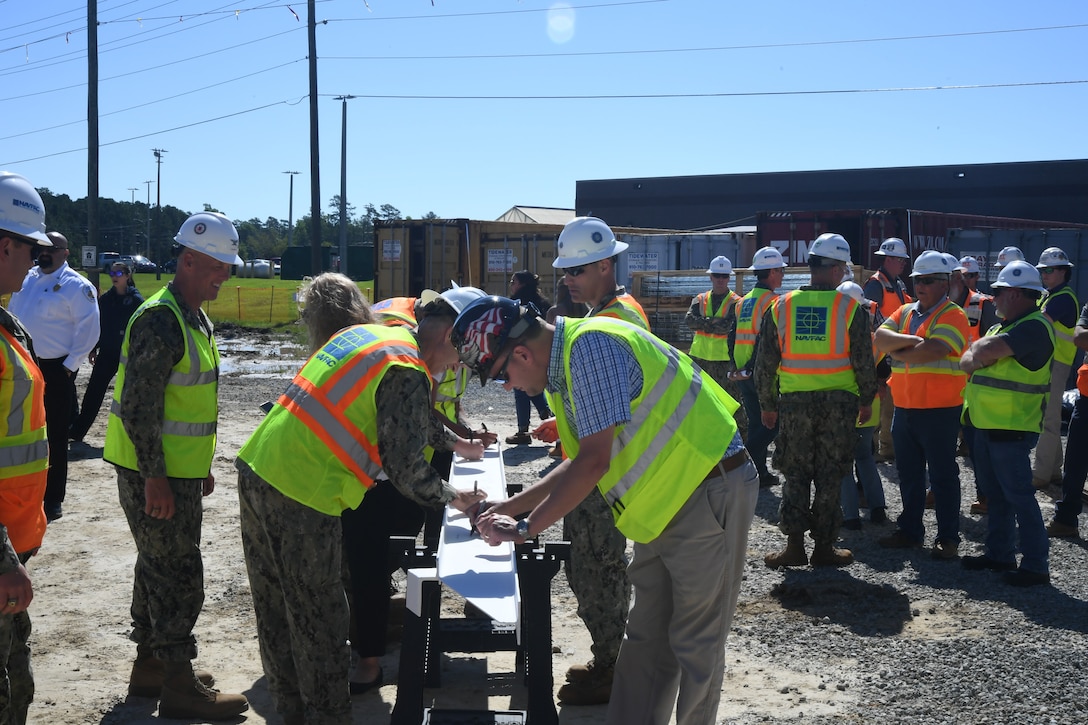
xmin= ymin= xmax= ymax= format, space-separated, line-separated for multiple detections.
xmin=593 ymin=291 xmax=650 ymax=330
xmin=884 ymin=300 xmax=969 ymax=409
xmin=961 ymin=289 xmax=992 ymax=345
xmin=869 ymin=270 xmax=913 ymax=319
xmin=689 ymin=289 xmax=740 ymax=361
xmin=0 ymin=325 xmax=48 ymax=554
xmin=372 ymin=297 xmax=418 ymax=328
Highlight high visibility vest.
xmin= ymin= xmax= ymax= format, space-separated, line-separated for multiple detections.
xmin=883 ymin=300 xmax=969 ymax=409
xmin=0 ymin=325 xmax=48 ymax=554
xmin=857 ymin=301 xmax=882 ymax=428
xmin=545 ymin=318 xmax=738 ymax=544
xmin=962 ymin=289 xmax=993 ymax=345
xmin=1041 ymin=284 xmax=1079 ymax=366
xmin=733 ymin=286 xmax=777 ymax=370
xmin=688 ymin=290 xmax=740 ymax=361
xmin=869 ymin=270 xmax=913 ymax=318
xmin=238 ymin=325 xmax=430 ymax=516
xmin=772 ymin=289 xmax=860 ymax=395
xmin=372 ymin=297 xmax=418 ymax=328
xmin=593 ymin=292 xmax=650 ymax=330
xmin=105 ymin=288 xmax=220 ymax=478
xmin=963 ymin=311 xmax=1054 ymax=432
xmin=425 ymin=365 xmax=470 ymax=463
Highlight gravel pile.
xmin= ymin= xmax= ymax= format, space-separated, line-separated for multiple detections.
xmin=458 ymin=382 xmax=1088 ymax=725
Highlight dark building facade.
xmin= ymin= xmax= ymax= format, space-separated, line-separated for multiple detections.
xmin=576 ymin=159 xmax=1088 ymax=230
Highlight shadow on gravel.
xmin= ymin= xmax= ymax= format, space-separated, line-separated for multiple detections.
xmin=954 ymin=570 xmax=1088 ymax=634
xmin=762 ymin=569 xmax=912 ymax=637
xmin=753 ymin=486 xmax=782 ymax=526
xmin=501 ymin=445 xmax=557 ymax=469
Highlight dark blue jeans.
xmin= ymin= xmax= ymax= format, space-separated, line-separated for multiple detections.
xmin=840 ymin=426 xmax=886 ymax=520
xmin=738 ymin=377 xmax=778 ymax=475
xmin=891 ymin=406 xmax=962 ymax=544
xmin=973 ymin=429 xmax=1048 ymax=574
xmin=514 ymin=389 xmax=551 ymax=433
xmin=1055 ymin=394 xmax=1088 ymax=526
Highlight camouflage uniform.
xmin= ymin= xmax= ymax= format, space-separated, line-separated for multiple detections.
xmin=755 ymin=288 xmax=878 ymax=544
xmin=0 ymin=311 xmax=36 ymax=725
xmin=686 ymin=294 xmax=748 ymax=442
xmin=114 ymin=282 xmax=215 ymax=661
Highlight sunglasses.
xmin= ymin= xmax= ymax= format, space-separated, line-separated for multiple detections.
xmin=1039 ymin=267 xmax=1062 ymax=274
xmin=110 ymin=270 xmax=127 ymax=278
xmin=565 ymin=263 xmax=591 ymax=277
xmin=493 ymin=353 xmax=512 ymax=382
xmin=710 ymin=273 xmax=730 ymax=279
xmin=914 ymin=276 xmax=947 ymax=286
xmin=963 ymin=273 xmax=979 ymax=279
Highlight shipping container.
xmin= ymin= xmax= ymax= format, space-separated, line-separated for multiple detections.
xmin=755 ymin=209 xmax=1088 ymax=272
xmin=949 ymin=227 xmax=1088 ymax=301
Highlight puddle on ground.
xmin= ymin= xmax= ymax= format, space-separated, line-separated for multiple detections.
xmin=217 ymin=337 xmax=306 ymax=377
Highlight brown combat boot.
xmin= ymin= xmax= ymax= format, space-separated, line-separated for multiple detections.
xmin=128 ymin=645 xmax=215 ymax=697
xmin=764 ymin=533 xmax=807 ymax=569
xmin=557 ymin=664 xmax=613 ymax=705
xmin=158 ymin=661 xmax=249 ymax=721
xmin=810 ymin=542 xmax=854 ymax=567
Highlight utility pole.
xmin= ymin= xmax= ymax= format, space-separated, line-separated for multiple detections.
xmin=283 ymin=171 xmax=300 ymax=247
xmin=87 ymin=1 xmax=99 ymax=258
xmin=144 ymin=180 xmax=154 ymax=258
xmin=152 ymin=148 xmax=167 ymax=261
xmin=335 ymin=95 xmax=356 ymax=277
xmin=307 ymin=0 xmax=322 ymax=276
xmin=128 ymin=187 xmax=138 ymax=204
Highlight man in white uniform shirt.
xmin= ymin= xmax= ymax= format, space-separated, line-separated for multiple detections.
xmin=9 ymin=232 xmax=99 ymax=521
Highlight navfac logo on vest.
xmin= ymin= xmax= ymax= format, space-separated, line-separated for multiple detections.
xmin=795 ymin=306 xmax=828 ymax=341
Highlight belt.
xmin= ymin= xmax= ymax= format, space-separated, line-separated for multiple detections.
xmin=703 ymin=449 xmax=751 ymax=483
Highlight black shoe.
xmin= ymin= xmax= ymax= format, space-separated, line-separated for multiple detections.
xmin=45 ymin=503 xmax=62 ymax=522
xmin=869 ymin=507 xmax=888 ymax=525
xmin=842 ymin=518 xmax=862 ymax=531
xmin=878 ymin=530 xmax=922 ymax=549
xmin=1003 ymin=568 xmax=1050 ymax=587
xmin=349 ymin=667 xmax=382 ymax=695
xmin=961 ymin=554 xmax=1016 ymax=572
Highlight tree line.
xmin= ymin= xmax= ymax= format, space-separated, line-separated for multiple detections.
xmin=36 ymin=189 xmax=433 ymax=267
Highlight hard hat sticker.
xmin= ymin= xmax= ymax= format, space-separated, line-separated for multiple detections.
xmin=194 ymin=223 xmax=207 ymax=235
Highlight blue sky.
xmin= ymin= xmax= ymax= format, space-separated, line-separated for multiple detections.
xmin=2 ymin=0 xmax=1086 ymax=228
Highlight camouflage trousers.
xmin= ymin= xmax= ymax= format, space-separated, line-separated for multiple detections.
xmin=0 ymin=553 xmax=34 ymax=725
xmin=693 ymin=358 xmax=748 ymax=443
xmin=117 ymin=467 xmax=203 ymax=661
xmin=238 ymin=467 xmax=351 ymax=724
xmin=563 ymin=491 xmax=630 ymax=667
xmin=775 ymin=393 xmax=859 ymax=543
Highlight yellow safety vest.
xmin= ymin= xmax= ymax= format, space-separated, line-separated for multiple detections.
xmin=1041 ymin=285 xmax=1078 ymax=366
xmin=0 ymin=324 xmax=48 ymax=554
xmin=772 ymin=289 xmax=860 ymax=395
xmin=963 ymin=311 xmax=1054 ymax=432
xmin=425 ymin=365 xmax=470 ymax=463
xmin=237 ymin=325 xmax=429 ymax=516
xmin=105 ymin=288 xmax=220 ymax=478
xmin=733 ymin=286 xmax=777 ymax=370
xmin=545 ymin=318 xmax=739 ymax=544
xmin=689 ymin=290 xmax=739 ymax=362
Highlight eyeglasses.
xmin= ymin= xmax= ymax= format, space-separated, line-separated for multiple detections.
xmin=1039 ymin=267 xmax=1062 ymax=274
xmin=914 ymin=276 xmax=947 ymax=286
xmin=565 ymin=263 xmax=590 ymax=277
xmin=493 ymin=353 xmax=512 ymax=382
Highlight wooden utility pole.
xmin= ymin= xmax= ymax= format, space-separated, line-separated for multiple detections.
xmin=87 ymin=2 xmax=99 ymax=256
xmin=308 ymin=0 xmax=322 ymax=276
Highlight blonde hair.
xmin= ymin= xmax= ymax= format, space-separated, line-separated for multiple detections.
xmin=299 ymin=273 xmax=373 ymax=352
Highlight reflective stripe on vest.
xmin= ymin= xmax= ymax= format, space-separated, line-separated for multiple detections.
xmin=689 ymin=290 xmax=738 ymax=362
xmin=1042 ymin=285 xmax=1078 ymax=366
xmin=773 ymin=289 xmax=859 ymax=394
xmin=594 ymin=293 xmax=650 ymax=330
xmin=0 ymin=325 xmax=48 ymax=553
xmin=962 ymin=290 xmax=991 ymax=345
xmin=546 ymin=318 xmax=737 ymax=543
xmin=964 ymin=311 xmax=1054 ymax=432
xmin=870 ymin=271 xmax=913 ymax=319
xmin=104 ymin=288 xmax=220 ymax=478
xmin=733 ymin=287 xmax=777 ymax=370
xmin=237 ymin=325 xmax=428 ymax=516
xmin=885 ymin=299 xmax=968 ymax=409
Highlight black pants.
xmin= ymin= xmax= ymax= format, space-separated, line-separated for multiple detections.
xmin=70 ymin=353 xmax=120 ymax=442
xmin=38 ymin=358 xmax=75 ymax=509
xmin=341 ymin=481 xmax=426 ymax=658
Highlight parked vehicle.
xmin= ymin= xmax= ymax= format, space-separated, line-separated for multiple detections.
xmin=98 ymin=251 xmax=120 ymax=272
xmin=237 ymin=259 xmax=274 ymax=279
xmin=120 ymin=254 xmax=157 ymax=272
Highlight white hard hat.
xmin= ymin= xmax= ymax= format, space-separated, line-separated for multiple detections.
xmin=439 ymin=285 xmax=487 ymax=314
xmin=993 ymin=246 xmax=1025 ymax=268
xmin=1037 ymin=246 xmax=1073 ymax=268
xmin=958 ymin=256 xmax=981 ymax=274
xmin=875 ymin=237 xmax=909 ymax=259
xmin=749 ymin=246 xmax=786 ymax=271
xmin=174 ymin=212 xmax=243 ymax=265
xmin=0 ymin=171 xmax=51 ymax=245
xmin=910 ymin=250 xmax=953 ymax=277
xmin=842 ymin=264 xmax=855 ymax=282
xmin=992 ymin=260 xmax=1046 ymax=293
xmin=836 ymin=281 xmax=865 ymax=304
xmin=809 ymin=233 xmax=852 ymax=264
xmin=706 ymin=256 xmax=733 ymax=275
xmin=553 ymin=216 xmax=628 ymax=269
xmin=942 ymin=252 xmax=961 ymax=272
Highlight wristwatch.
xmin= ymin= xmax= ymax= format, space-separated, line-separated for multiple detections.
xmin=515 ymin=518 xmax=531 ymax=540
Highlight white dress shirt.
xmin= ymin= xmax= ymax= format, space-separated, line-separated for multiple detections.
xmin=9 ymin=261 xmax=101 ymax=371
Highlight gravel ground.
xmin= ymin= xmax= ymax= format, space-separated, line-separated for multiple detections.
xmin=457 ymin=374 xmax=1088 ymax=725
